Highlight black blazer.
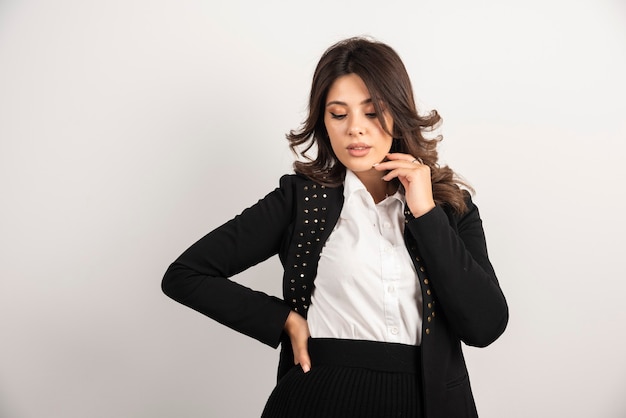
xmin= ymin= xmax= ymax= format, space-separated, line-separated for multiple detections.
xmin=162 ymin=174 xmax=508 ymax=418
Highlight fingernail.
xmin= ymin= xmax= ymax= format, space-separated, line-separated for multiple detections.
xmin=372 ymin=163 xmax=379 ymax=167
xmin=303 ymin=364 xmax=311 ymax=373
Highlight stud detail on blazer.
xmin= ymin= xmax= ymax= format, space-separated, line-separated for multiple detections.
xmin=287 ymin=181 xmax=335 ymax=313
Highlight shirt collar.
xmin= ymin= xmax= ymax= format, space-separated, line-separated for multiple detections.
xmin=343 ymin=169 xmax=405 ymax=206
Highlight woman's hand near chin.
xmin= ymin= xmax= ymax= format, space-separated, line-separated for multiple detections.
xmin=374 ymin=152 xmax=436 ymax=218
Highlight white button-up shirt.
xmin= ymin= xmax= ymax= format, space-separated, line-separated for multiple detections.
xmin=307 ymin=170 xmax=423 ymax=346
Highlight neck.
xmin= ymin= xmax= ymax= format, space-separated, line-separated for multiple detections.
xmin=353 ymin=169 xmax=396 ymax=204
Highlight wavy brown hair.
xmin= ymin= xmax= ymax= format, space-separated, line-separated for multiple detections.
xmin=287 ymin=37 xmax=472 ymax=213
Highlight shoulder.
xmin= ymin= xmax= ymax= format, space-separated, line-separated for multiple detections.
xmin=276 ymin=174 xmax=344 ymax=224
xmin=278 ymin=173 xmax=312 ymax=188
xmin=278 ymin=174 xmax=343 ymax=196
xmin=441 ymin=189 xmax=481 ymax=229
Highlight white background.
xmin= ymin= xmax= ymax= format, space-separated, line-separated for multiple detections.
xmin=1 ymin=0 xmax=625 ymax=417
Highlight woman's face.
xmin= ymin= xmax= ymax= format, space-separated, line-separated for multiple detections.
xmin=324 ymin=73 xmax=394 ymax=176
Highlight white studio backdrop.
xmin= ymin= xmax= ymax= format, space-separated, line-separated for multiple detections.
xmin=1 ymin=0 xmax=625 ymax=417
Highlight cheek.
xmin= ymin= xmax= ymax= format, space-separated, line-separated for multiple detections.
xmin=375 ymin=124 xmax=393 ymax=145
xmin=324 ymin=117 xmax=338 ymax=135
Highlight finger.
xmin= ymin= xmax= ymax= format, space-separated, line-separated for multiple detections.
xmin=382 ymin=166 xmax=428 ymax=182
xmin=284 ymin=311 xmax=312 ymax=372
xmin=386 ymin=152 xmax=420 ymax=163
xmin=381 ymin=167 xmax=407 ymax=182
xmin=293 ymin=341 xmax=311 ymax=373
xmin=298 ymin=351 xmax=312 ymax=373
xmin=373 ymin=159 xmax=419 ymax=171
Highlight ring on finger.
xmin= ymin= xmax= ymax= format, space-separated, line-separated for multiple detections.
xmin=411 ymin=158 xmax=424 ymax=164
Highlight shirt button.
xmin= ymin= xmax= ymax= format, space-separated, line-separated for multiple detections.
xmin=390 ymin=326 xmax=399 ymax=335
xmin=384 ymin=222 xmax=391 ymax=228
xmin=387 ymin=285 xmax=395 ymax=293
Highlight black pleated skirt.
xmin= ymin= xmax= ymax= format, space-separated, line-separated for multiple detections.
xmin=261 ymin=338 xmax=423 ymax=418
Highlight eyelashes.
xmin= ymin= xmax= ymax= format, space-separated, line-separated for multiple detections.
xmin=329 ymin=112 xmax=378 ymax=120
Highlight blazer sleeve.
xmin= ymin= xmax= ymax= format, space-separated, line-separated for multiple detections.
xmin=406 ymin=194 xmax=508 ymax=347
xmin=161 ymin=175 xmax=295 ymax=348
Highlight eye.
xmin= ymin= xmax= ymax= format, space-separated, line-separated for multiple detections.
xmin=365 ymin=113 xmax=377 ymax=119
xmin=330 ymin=112 xmax=346 ymax=120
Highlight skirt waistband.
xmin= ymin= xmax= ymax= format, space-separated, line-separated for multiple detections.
xmin=308 ymin=338 xmax=421 ymax=374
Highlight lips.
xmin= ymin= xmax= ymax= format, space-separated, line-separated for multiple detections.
xmin=347 ymin=143 xmax=371 ymax=157
xmin=347 ymin=143 xmax=370 ymax=150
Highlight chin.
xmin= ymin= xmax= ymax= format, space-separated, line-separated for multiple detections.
xmin=337 ymin=152 xmax=384 ymax=173
xmin=345 ymin=162 xmax=377 ymax=174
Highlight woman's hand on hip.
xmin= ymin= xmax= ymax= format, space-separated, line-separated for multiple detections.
xmin=375 ymin=153 xmax=436 ymax=218
xmin=284 ymin=310 xmax=311 ymax=373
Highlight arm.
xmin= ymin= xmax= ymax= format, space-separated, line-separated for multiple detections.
xmin=406 ymin=196 xmax=509 ymax=347
xmin=161 ymin=176 xmax=296 ymax=348
xmin=375 ymin=153 xmax=508 ymax=346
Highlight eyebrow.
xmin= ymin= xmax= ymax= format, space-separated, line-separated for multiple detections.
xmin=326 ymin=98 xmax=373 ymax=107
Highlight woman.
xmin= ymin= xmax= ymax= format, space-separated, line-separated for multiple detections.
xmin=162 ymin=37 xmax=508 ymax=418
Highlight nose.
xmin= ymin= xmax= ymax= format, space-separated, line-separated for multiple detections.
xmin=347 ymin=116 xmax=365 ymax=136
